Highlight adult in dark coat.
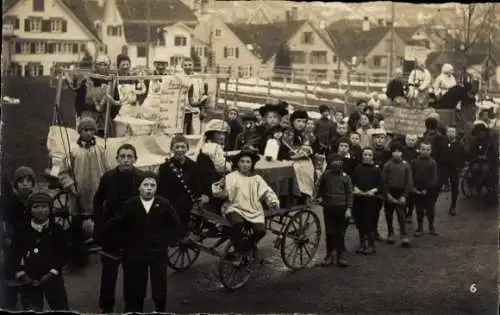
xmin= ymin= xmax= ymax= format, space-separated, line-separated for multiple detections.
xmin=100 ymin=172 xmax=184 ymax=313
xmin=386 ymin=68 xmax=407 ymax=102
xmin=93 ymin=144 xmax=144 ymax=314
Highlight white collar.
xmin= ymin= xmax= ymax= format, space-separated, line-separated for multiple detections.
xmin=31 ymin=220 xmax=49 ymax=232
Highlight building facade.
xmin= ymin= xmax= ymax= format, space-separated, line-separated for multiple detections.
xmin=2 ymin=0 xmax=101 ymax=76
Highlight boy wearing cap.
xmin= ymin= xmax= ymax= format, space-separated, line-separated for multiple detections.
xmin=316 ymin=153 xmax=353 ymax=267
xmin=93 ymin=143 xmax=144 ymax=314
xmin=57 ymin=117 xmax=108 ymax=270
xmin=382 ymin=142 xmax=413 ymax=246
xmin=314 ymin=105 xmax=336 ymax=155
xmin=1 ymin=167 xmax=37 ymax=309
xmin=256 ymin=103 xmax=289 ymax=154
xmin=13 ymin=192 xmax=69 ymax=311
xmin=100 ymin=172 xmax=184 ymax=313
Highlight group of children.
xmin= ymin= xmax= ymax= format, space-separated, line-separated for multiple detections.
xmin=1 ymin=96 xmax=497 ymax=312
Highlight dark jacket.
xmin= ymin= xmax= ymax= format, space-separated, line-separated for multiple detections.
xmin=257 ymin=125 xmax=284 ymax=154
xmin=1 ymin=192 xmax=30 ymax=240
xmin=386 ymin=78 xmax=406 ymax=101
xmin=157 ymin=157 xmax=202 ymax=218
xmin=342 ymin=155 xmax=358 ymax=176
xmin=423 ymin=130 xmax=448 ymax=166
xmin=196 ymin=152 xmax=223 ymax=197
xmin=13 ymin=222 xmax=68 ymax=280
xmin=102 ymin=196 xmax=184 ymax=260
xmin=314 ymin=118 xmax=336 ymax=150
xmin=402 ymin=146 xmax=418 ymax=164
xmin=226 ymin=119 xmax=244 ymax=151
xmin=93 ymin=167 xmax=144 ymax=243
xmin=442 ymin=139 xmax=466 ymax=171
xmin=382 ymin=159 xmax=413 ymax=196
xmin=317 ymin=170 xmax=353 ymax=208
xmin=411 ymin=156 xmax=438 ymax=191
xmin=373 ymin=147 xmax=391 ymax=168
xmin=351 ymin=163 xmax=384 ymax=195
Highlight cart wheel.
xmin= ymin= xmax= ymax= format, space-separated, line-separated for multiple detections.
xmin=218 ymin=241 xmax=254 ymax=291
xmin=280 ymin=209 xmax=321 ymax=270
xmin=460 ymin=176 xmax=474 ymax=198
xmin=51 ymin=191 xmax=71 ymax=230
xmin=167 ymin=241 xmax=201 ymax=272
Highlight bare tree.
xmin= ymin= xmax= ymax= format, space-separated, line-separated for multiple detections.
xmin=433 ymin=4 xmax=497 ymax=78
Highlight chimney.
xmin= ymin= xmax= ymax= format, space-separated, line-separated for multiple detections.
xmin=291 ymin=7 xmax=298 ymax=21
xmin=362 ymin=16 xmax=370 ymax=31
xmin=319 ymin=20 xmax=327 ymax=29
xmin=285 ymin=10 xmax=291 ymax=22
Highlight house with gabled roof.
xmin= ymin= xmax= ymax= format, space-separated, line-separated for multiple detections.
xmin=326 ymin=19 xmax=437 ymax=82
xmin=83 ymin=0 xmax=198 ymax=68
xmin=2 ymin=0 xmax=101 ymax=76
xmin=214 ymin=12 xmax=348 ymax=82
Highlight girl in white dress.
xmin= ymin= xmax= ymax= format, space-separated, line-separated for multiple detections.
xmin=213 ymin=149 xmax=279 ymax=255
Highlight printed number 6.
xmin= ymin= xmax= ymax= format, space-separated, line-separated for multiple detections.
xmin=469 ymin=283 xmax=477 ymax=293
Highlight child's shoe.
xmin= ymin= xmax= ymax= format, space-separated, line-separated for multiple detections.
xmin=429 ymin=228 xmax=439 ymax=236
xmin=386 ymin=233 xmax=395 ymax=244
xmin=336 ymin=256 xmax=349 ymax=268
xmin=318 ymin=253 xmax=334 ymax=267
xmin=400 ymin=237 xmax=410 ymax=247
xmin=414 ymin=230 xmax=423 ymax=237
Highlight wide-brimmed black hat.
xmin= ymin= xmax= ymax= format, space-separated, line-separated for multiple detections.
xmin=241 ymin=113 xmax=258 ymax=122
xmin=232 ymin=147 xmax=261 ymax=165
xmin=290 ymin=110 xmax=309 ymax=122
xmin=258 ymin=103 xmax=289 ymax=117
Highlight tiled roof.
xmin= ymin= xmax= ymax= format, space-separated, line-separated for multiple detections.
xmin=226 ymin=20 xmax=307 ymax=63
xmin=116 ymin=0 xmax=197 ymax=22
xmin=395 ymin=26 xmax=420 ymax=43
xmin=425 ymin=50 xmax=493 ymax=73
xmin=123 ymin=22 xmax=177 ymax=43
xmin=82 ymin=0 xmax=106 ymax=22
xmin=3 ymin=0 xmax=100 ymax=41
xmin=327 ymin=26 xmax=390 ymax=61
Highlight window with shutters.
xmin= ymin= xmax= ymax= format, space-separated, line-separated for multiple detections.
xmin=237 ymin=65 xmax=253 ymax=78
xmin=3 ymin=16 xmax=20 ymax=30
xmin=35 ymin=42 xmax=45 ymax=54
xmin=310 ymin=69 xmax=327 ymax=81
xmin=224 ymin=47 xmax=239 ymax=59
xmin=310 ymin=51 xmax=327 ymax=64
xmin=174 ymin=36 xmax=187 ymax=46
xmin=137 ymin=46 xmax=147 ymax=57
xmin=33 ymin=0 xmax=45 ymax=12
xmin=215 ymin=29 xmax=222 ymax=37
xmin=332 ymin=55 xmax=338 ymax=63
xmin=72 ymin=43 xmax=79 ymax=54
xmin=26 ymin=18 xmax=42 ymax=32
xmin=21 ymin=42 xmax=31 ymax=54
xmin=50 ymin=19 xmax=63 ymax=32
xmin=195 ymin=46 xmax=204 ymax=57
xmin=107 ymin=25 xmax=121 ymax=36
xmin=80 ymin=44 xmax=87 ymax=53
xmin=11 ymin=63 xmax=23 ymax=76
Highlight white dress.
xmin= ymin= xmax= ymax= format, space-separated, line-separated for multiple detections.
xmin=221 ymin=171 xmax=280 ymax=224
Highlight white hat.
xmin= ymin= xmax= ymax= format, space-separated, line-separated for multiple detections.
xmin=441 ymin=63 xmax=453 ymax=73
xmin=203 ymin=119 xmax=229 ymax=134
xmin=95 ymin=54 xmax=110 ymax=65
xmin=153 ymin=53 xmax=169 ymax=64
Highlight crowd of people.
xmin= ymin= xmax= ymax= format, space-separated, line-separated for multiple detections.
xmin=1 ymin=55 xmax=499 ymax=313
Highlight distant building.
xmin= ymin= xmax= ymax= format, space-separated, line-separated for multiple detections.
xmin=2 ymin=0 xmax=101 ymax=76
xmin=83 ymin=0 xmax=198 ymax=68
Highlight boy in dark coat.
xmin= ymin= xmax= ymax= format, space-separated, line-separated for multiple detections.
xmin=13 ymin=192 xmax=69 ymax=311
xmin=402 ymin=134 xmax=419 ymax=222
xmin=382 ymin=142 xmax=413 ymax=246
xmin=371 ymin=129 xmax=391 ymax=240
xmin=337 ymin=138 xmax=357 ymax=177
xmin=314 ymin=105 xmax=336 ymax=155
xmin=316 ymin=154 xmax=353 ymax=267
xmin=100 ymin=172 xmax=184 ymax=313
xmin=225 ymin=106 xmax=244 ymax=151
xmin=441 ymin=126 xmax=466 ymax=215
xmin=1 ymin=166 xmax=36 ymax=310
xmin=158 ymin=135 xmax=207 ymax=227
xmin=412 ymin=142 xmax=439 ymax=236
xmin=351 ymin=147 xmax=383 ymax=255
xmin=93 ymin=144 xmax=144 ymax=314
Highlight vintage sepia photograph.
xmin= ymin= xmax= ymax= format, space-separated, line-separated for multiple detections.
xmin=1 ymin=0 xmax=499 ymax=314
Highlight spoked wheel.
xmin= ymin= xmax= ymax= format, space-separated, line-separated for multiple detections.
xmin=280 ymin=209 xmax=321 ymax=270
xmin=51 ymin=191 xmax=71 ymax=230
xmin=167 ymin=238 xmax=201 ymax=272
xmin=218 ymin=241 xmax=255 ymax=292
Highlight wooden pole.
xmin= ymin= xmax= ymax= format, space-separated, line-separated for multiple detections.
xmin=146 ymin=0 xmax=151 ymax=68
xmin=389 ymin=2 xmax=395 ymax=79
